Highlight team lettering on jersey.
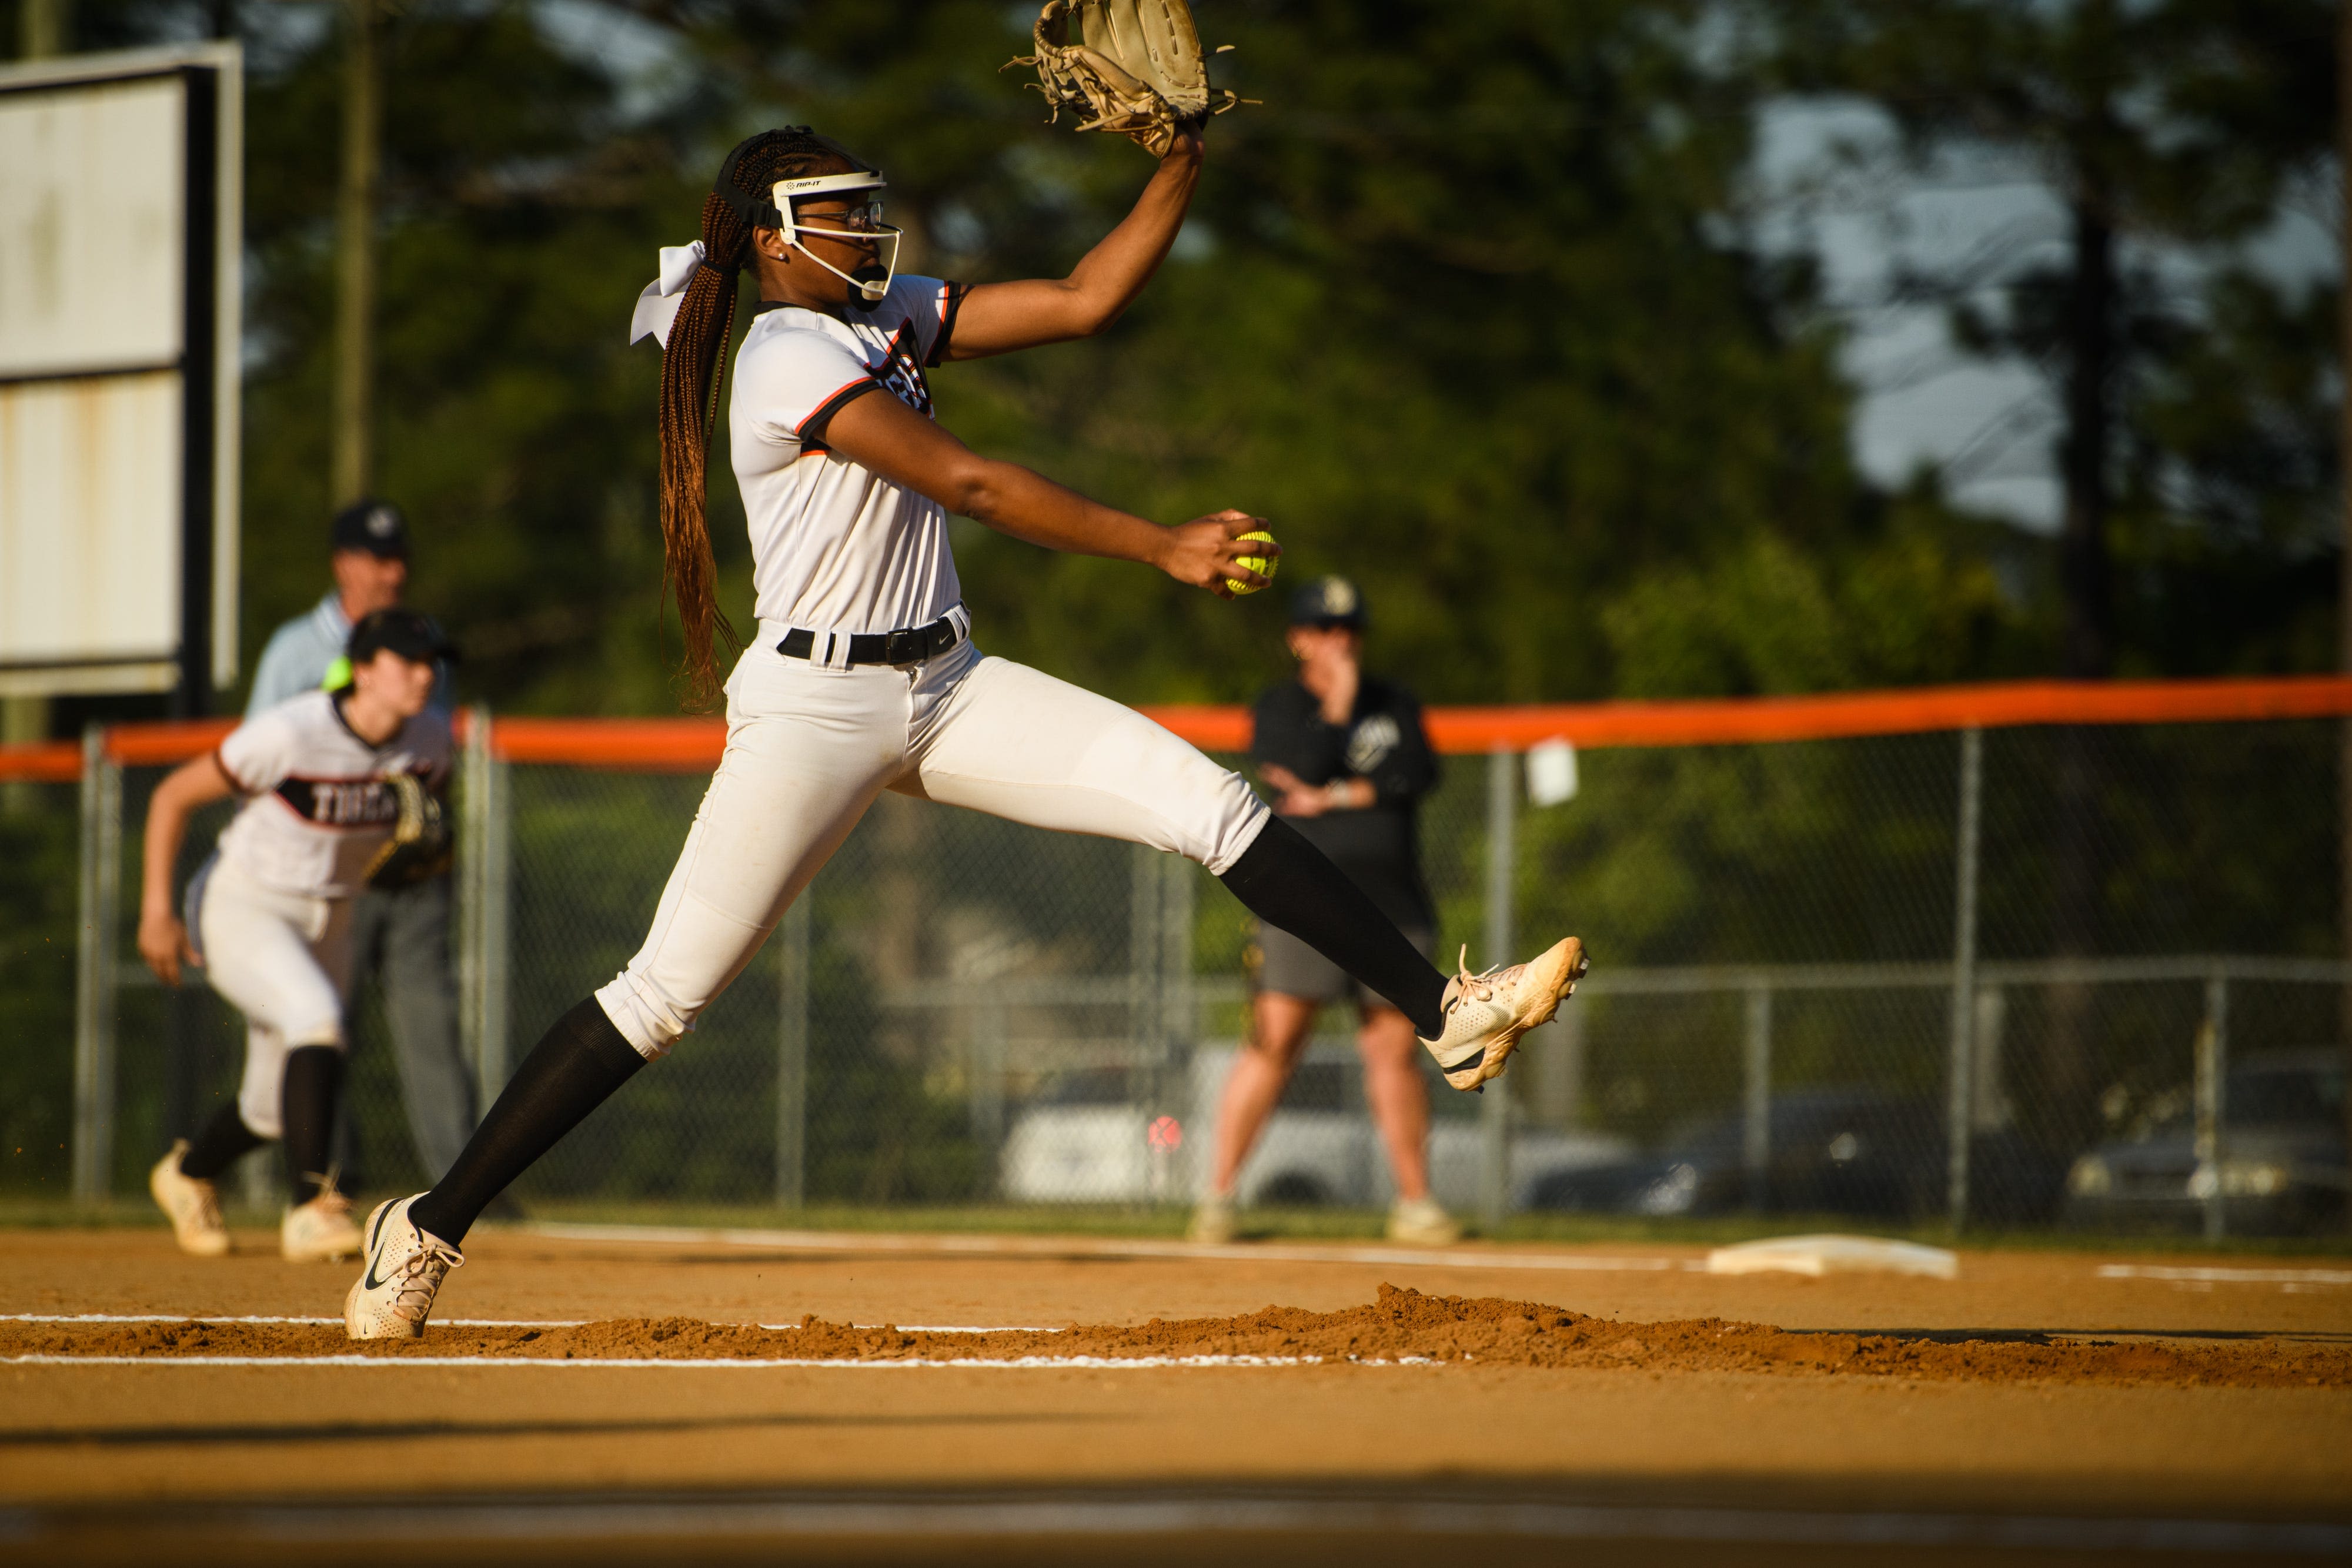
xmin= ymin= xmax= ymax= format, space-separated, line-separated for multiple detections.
xmin=270 ymin=770 xmax=425 ymax=830
xmin=871 ymin=323 xmax=933 ymax=417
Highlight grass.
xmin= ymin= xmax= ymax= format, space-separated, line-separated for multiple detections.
xmin=12 ymin=1192 xmax=2346 ymax=1259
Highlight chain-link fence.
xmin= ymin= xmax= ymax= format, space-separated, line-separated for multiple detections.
xmin=8 ymin=685 xmax=2350 ymax=1236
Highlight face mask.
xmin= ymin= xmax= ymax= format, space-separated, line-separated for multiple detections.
xmin=771 ymin=171 xmax=903 ymax=304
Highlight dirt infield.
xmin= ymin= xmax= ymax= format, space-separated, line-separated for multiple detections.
xmin=11 ymin=1281 xmax=2351 ymax=1389
xmin=5 ymin=1225 xmax=2351 ymax=1564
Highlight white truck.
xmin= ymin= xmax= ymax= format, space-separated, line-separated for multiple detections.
xmin=999 ymin=1040 xmax=1630 ymax=1213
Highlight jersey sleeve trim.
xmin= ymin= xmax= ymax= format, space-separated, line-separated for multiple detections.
xmin=927 ymin=282 xmax=969 ymax=368
xmin=212 ymin=745 xmax=253 ymax=794
xmin=796 ymin=376 xmax=881 ymax=444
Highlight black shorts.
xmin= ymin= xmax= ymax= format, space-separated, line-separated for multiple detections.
xmin=1253 ymin=920 xmax=1435 ymax=1011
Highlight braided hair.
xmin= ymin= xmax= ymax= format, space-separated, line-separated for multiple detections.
xmin=657 ymin=127 xmax=871 ymax=707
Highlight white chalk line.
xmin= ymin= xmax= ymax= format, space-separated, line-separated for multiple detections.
xmin=2096 ymin=1264 xmax=2352 ymax=1286
xmin=1 ymin=1315 xmax=571 ymax=1327
xmin=0 ymin=1352 xmax=1428 ymax=1371
xmin=0 ymin=1314 xmax=1059 ymax=1332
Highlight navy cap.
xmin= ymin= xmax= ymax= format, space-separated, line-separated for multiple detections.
xmin=331 ymin=499 xmax=410 ymax=559
xmin=346 ymin=608 xmax=455 ymax=669
xmin=1288 ymin=576 xmax=1366 ymax=629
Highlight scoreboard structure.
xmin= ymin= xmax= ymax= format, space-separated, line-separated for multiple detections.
xmin=0 ymin=42 xmax=242 ymax=710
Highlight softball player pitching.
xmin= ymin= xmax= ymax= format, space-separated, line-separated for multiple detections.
xmin=142 ymin=610 xmax=454 ymax=1262
xmin=347 ymin=125 xmax=1585 ymax=1338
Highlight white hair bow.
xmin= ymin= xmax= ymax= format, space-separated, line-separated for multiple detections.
xmin=628 ymin=241 xmax=722 ymax=348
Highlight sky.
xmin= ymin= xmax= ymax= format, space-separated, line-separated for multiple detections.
xmin=1753 ymin=96 xmax=2338 ymax=534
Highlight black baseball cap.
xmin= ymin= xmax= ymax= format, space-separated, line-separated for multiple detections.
xmin=1289 ymin=576 xmax=1366 ymax=629
xmin=331 ymin=499 xmax=410 ymax=559
xmin=346 ymin=608 xmax=456 ymax=667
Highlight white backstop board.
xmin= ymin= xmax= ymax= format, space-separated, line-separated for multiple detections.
xmin=0 ymin=43 xmax=242 ymax=701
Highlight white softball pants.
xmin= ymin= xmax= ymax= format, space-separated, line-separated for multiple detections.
xmin=196 ymin=860 xmax=353 ymax=1138
xmin=596 ymin=634 xmax=1269 ymax=1058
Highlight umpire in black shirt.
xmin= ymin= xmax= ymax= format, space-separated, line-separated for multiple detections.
xmin=1193 ymin=577 xmax=1458 ymax=1246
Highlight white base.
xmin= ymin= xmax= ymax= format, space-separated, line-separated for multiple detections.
xmin=1703 ymin=1233 xmax=1958 ymax=1280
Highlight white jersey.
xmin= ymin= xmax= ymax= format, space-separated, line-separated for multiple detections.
xmin=212 ymin=690 xmax=453 ymax=899
xmin=729 ymin=273 xmax=967 ymax=636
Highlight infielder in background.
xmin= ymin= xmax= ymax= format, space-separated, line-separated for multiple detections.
xmin=1194 ymin=577 xmax=1456 ymax=1246
xmin=143 ymin=611 xmax=455 ymax=1262
xmin=249 ymin=501 xmax=476 ymax=1186
xmin=347 ymin=124 xmax=1585 ymax=1338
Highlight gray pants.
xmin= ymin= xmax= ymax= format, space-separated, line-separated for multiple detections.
xmin=342 ymin=875 xmax=476 ymax=1181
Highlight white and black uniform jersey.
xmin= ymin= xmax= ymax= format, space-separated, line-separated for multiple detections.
xmin=593 ymin=275 xmax=1269 ymax=1058
xmin=733 ymin=276 xmax=967 ymax=636
xmin=199 ymin=692 xmax=452 ymax=1138
xmin=213 ymin=690 xmax=453 ymax=900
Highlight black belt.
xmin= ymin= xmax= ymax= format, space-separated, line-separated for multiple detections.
xmin=776 ymin=613 xmax=963 ymax=667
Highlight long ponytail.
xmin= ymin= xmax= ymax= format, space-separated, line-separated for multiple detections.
xmin=655 ymin=192 xmax=751 ymax=709
xmin=655 ymin=127 xmax=868 ymax=708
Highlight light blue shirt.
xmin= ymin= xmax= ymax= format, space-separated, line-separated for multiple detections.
xmin=246 ymin=591 xmax=454 ymax=717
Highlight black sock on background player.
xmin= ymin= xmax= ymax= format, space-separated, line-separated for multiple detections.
xmin=1218 ymin=816 xmax=1450 ymax=1038
xmin=407 ymin=998 xmax=644 ymax=1245
xmin=178 ymin=1103 xmax=264 ymax=1182
xmin=280 ymin=1045 xmax=345 ymax=1205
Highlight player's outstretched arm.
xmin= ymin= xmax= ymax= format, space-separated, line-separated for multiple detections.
xmin=137 ymin=753 xmax=235 ymax=987
xmin=943 ymin=132 xmax=1203 ymax=360
xmin=826 ymin=385 xmax=1275 ymax=597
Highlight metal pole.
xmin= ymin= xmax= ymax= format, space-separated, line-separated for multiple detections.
xmin=1742 ymin=984 xmax=1772 ymax=1212
xmin=456 ymin=707 xmax=489 ymax=1080
xmin=2197 ymin=975 xmax=2229 ymax=1243
xmin=19 ymin=0 xmax=69 ymax=57
xmin=1164 ymin=851 xmax=1194 ymax=1068
xmin=1544 ymin=997 xmax=1585 ymax=1129
xmin=1162 ymin=851 xmax=1195 ymax=1147
xmin=72 ymin=726 xmax=119 ymax=1202
xmin=473 ymin=743 xmax=510 ymax=1105
xmin=775 ymin=897 xmax=808 ymax=1208
xmin=331 ymin=0 xmax=379 ymax=505
xmin=969 ymin=997 xmax=1005 ymax=1186
xmin=1945 ymin=725 xmax=1983 ymax=1231
xmin=1479 ymin=747 xmax=1516 ymax=1228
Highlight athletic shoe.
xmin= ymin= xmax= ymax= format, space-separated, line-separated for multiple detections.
xmin=345 ymin=1195 xmax=463 ymax=1340
xmin=1187 ymin=1192 xmax=1238 ymax=1244
xmin=281 ymin=1185 xmax=362 ymax=1263
xmin=149 ymin=1141 xmax=230 ymax=1258
xmin=1419 ymin=937 xmax=1589 ymax=1092
xmin=1386 ymin=1195 xmax=1461 ymax=1247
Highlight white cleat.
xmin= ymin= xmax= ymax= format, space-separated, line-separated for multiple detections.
xmin=1419 ymin=937 xmax=1589 ymax=1092
xmin=345 ymin=1195 xmax=462 ymax=1340
xmin=282 ymin=1185 xmax=363 ymax=1263
xmin=1386 ymin=1195 xmax=1462 ymax=1247
xmin=149 ymin=1141 xmax=230 ymax=1258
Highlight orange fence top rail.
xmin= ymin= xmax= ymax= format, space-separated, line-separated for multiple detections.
xmin=4 ymin=675 xmax=2349 ymax=779
xmin=0 ymin=741 xmax=82 ymax=784
xmin=1154 ymin=676 xmax=2352 ymax=753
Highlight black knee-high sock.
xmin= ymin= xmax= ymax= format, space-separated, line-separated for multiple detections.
xmin=178 ymin=1102 xmax=265 ymax=1181
xmin=280 ymin=1045 xmax=346 ymax=1204
xmin=1220 ymin=815 xmax=1450 ymax=1037
xmin=408 ymin=998 xmax=646 ymax=1245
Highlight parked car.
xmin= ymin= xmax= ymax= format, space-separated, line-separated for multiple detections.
xmin=1525 ymin=1086 xmax=2065 ymax=1225
xmin=2063 ymin=1051 xmax=2348 ymax=1235
xmin=998 ymin=1043 xmax=1632 ymax=1212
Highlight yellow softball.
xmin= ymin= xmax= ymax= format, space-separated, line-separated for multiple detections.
xmin=1225 ymin=530 xmax=1279 ymax=596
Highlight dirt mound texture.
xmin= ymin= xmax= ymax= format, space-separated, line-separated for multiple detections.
xmin=11 ymin=1284 xmax=2345 ymax=1388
